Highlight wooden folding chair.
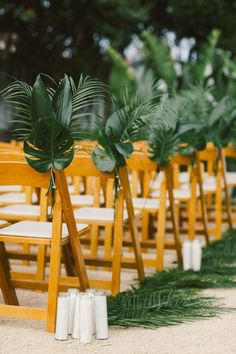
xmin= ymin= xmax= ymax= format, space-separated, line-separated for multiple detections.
xmin=195 ymin=144 xmax=225 ymax=240
xmin=170 ymin=153 xmax=210 ymax=243
xmin=126 ymin=152 xmax=182 ymax=271
xmin=0 ymin=160 xmax=89 ymax=332
xmin=63 ymin=154 xmax=144 ymax=295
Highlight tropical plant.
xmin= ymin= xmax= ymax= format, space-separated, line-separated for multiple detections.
xmin=92 ymin=80 xmax=160 ymax=174
xmin=147 ymin=96 xmax=200 ymax=166
xmin=177 ymin=85 xmax=236 ymax=153
xmin=107 ymin=228 xmax=236 ymax=329
xmin=108 ymin=287 xmax=227 ymax=328
xmin=176 ymin=85 xmax=214 ymax=155
xmin=0 ymin=74 xmax=107 ymax=188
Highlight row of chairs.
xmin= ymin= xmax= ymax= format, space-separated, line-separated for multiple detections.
xmin=0 ymin=141 xmax=235 ymax=333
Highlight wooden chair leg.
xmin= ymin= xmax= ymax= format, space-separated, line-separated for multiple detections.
xmin=46 ymin=202 xmax=62 ymax=333
xmin=111 ymin=190 xmax=124 ymax=296
xmin=196 ymin=152 xmax=210 ymax=244
xmin=141 ymin=211 xmax=149 ymax=242
xmin=119 ymin=166 xmax=145 ymax=282
xmin=104 ymin=225 xmax=113 ymax=259
xmin=22 ymin=244 xmax=30 ymax=266
xmin=164 ymin=165 xmax=182 ymax=266
xmin=156 ymin=184 xmax=167 ymax=271
xmin=55 ymin=170 xmax=89 ymax=291
xmin=215 ymin=170 xmax=222 ymax=240
xmin=36 ymin=245 xmax=46 ymax=281
xmin=62 ymin=243 xmax=75 ymax=276
xmin=0 ymin=241 xmax=19 ymax=306
xmin=90 ymin=225 xmax=99 ymax=258
xmin=219 ymin=148 xmax=233 ymax=229
xmin=187 ymin=199 xmax=196 ymax=241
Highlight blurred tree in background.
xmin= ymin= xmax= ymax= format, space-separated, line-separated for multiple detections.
xmin=0 ymin=0 xmax=150 ymax=83
xmin=0 ymin=0 xmax=236 ymax=85
xmin=150 ymin=0 xmax=236 ymax=54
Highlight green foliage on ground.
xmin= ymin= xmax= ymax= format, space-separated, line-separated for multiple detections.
xmin=107 ymin=229 xmax=236 ymax=328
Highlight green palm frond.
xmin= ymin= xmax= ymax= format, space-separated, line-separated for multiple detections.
xmin=177 ymin=85 xmax=214 ymax=154
xmin=68 ymin=75 xmax=108 ymax=141
xmin=0 ymin=80 xmax=32 ymax=139
xmin=147 ymin=97 xmax=196 ymax=166
xmin=108 ymin=228 xmax=236 ymax=329
xmin=141 ymin=269 xmax=236 ymax=291
xmin=108 ymin=288 xmax=227 ymax=328
xmin=206 ymin=97 xmax=236 ymax=148
xmin=92 ymin=82 xmax=158 ymax=173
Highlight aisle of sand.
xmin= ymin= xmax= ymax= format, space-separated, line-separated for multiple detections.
xmin=0 ymin=283 xmax=236 ymax=354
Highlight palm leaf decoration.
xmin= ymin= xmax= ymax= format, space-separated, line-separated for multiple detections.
xmin=107 ymin=229 xmax=236 ymax=329
xmin=108 ymin=288 xmax=227 ymax=328
xmin=177 ymin=85 xmax=214 ymax=155
xmin=1 ymin=74 xmax=107 ymax=175
xmin=92 ymin=81 xmax=159 ymax=173
xmin=177 ymin=85 xmax=236 ymax=153
xmin=206 ymin=96 xmax=236 ymax=148
xmin=147 ymin=97 xmax=198 ymax=166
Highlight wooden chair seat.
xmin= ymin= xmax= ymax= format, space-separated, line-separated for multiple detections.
xmin=0 ymin=221 xmax=88 ymax=241
xmin=74 ymin=207 xmax=141 ymax=224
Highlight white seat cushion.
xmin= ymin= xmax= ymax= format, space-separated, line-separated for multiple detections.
xmin=226 ymin=172 xmax=236 ymax=185
xmin=70 ymin=194 xmax=104 ymax=206
xmin=149 ymin=172 xmax=164 ymax=189
xmin=70 ymin=195 xmax=94 ymax=206
xmin=152 ymin=187 xmax=199 ymax=200
xmin=0 ymin=221 xmax=88 ymax=239
xmin=0 ymin=185 xmax=22 ymax=193
xmin=202 ymin=183 xmax=217 ymax=192
xmin=0 ymin=204 xmax=40 ymax=217
xmin=132 ymin=197 xmax=170 ymax=210
xmin=179 ymin=172 xmax=190 ymax=184
xmin=74 ymin=207 xmax=140 ymax=223
xmin=0 ymin=192 xmax=38 ymax=204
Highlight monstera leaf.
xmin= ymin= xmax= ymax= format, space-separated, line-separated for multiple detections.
xmin=1 ymin=73 xmax=107 ymax=173
xmin=24 ymin=117 xmax=74 ymax=172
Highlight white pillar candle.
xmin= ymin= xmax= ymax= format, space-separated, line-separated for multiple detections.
xmin=72 ymin=292 xmax=81 ymax=339
xmin=55 ymin=292 xmax=69 ymax=341
xmin=79 ymin=294 xmax=94 ymax=344
xmin=68 ymin=288 xmax=79 ymax=335
xmin=94 ymin=291 xmax=108 ymax=340
xmin=192 ymin=239 xmax=202 ymax=271
xmin=85 ymin=288 xmax=96 ymax=334
xmin=182 ymin=240 xmax=192 ymax=270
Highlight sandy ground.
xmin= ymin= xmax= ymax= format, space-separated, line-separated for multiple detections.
xmin=1 ymin=244 xmax=236 ymax=354
xmin=0 ymin=286 xmax=236 ymax=354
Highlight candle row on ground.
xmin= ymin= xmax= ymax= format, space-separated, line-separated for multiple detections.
xmin=182 ymin=239 xmax=202 ymax=271
xmin=55 ymin=288 xmax=108 ymax=343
